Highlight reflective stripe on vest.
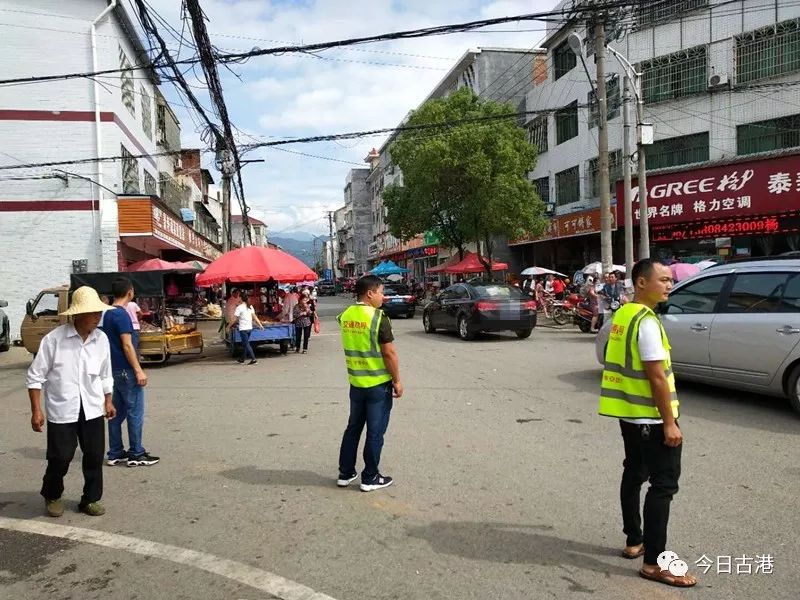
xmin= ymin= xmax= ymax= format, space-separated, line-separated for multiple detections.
xmin=598 ymin=303 xmax=680 ymax=420
xmin=338 ymin=304 xmax=393 ymax=388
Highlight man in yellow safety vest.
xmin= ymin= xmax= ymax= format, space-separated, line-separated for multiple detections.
xmin=599 ymin=259 xmax=697 ymax=588
xmin=337 ymin=275 xmax=403 ymax=492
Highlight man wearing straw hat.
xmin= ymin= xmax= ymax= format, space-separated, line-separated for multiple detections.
xmin=26 ymin=286 xmax=116 ymax=517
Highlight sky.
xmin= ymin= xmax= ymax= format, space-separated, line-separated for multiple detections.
xmin=144 ymin=0 xmax=560 ymax=236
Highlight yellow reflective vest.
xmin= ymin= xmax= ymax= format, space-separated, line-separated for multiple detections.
xmin=338 ymin=304 xmax=393 ymax=388
xmin=598 ymin=302 xmax=680 ymax=420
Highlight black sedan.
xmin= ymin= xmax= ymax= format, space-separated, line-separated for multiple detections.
xmin=380 ymin=283 xmax=417 ymax=318
xmin=422 ymin=282 xmax=537 ymax=340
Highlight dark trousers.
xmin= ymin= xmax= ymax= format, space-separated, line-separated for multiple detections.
xmin=41 ymin=405 xmax=105 ymax=506
xmin=619 ymin=420 xmax=682 ymax=565
xmin=239 ymin=329 xmax=256 ymax=361
xmin=294 ymin=324 xmax=311 ymax=350
xmin=338 ymin=382 xmax=393 ymax=482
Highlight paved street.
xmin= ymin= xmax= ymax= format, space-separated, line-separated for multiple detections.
xmin=1 ymin=296 xmax=799 ymax=599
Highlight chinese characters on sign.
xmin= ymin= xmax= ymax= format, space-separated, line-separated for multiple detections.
xmin=650 ymin=211 xmax=800 ymax=242
xmin=509 ymin=206 xmax=616 ymax=245
xmin=152 ymin=205 xmax=220 ymax=260
xmin=617 ymin=154 xmax=800 ymax=226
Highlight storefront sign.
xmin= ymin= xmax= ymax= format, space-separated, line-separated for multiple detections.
xmin=151 ymin=204 xmax=220 ymax=260
xmin=404 ymin=245 xmax=438 ymax=260
xmin=650 ymin=210 xmax=800 ymax=242
xmin=423 ymin=230 xmax=442 ymax=246
xmin=619 ymin=153 xmax=800 ymax=225
xmin=510 ymin=206 xmax=616 ymax=245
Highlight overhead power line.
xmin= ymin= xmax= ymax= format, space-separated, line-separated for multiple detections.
xmin=0 ymin=1 xmax=640 ymax=87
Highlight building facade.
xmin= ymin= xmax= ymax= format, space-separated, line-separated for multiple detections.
xmin=231 ymin=215 xmax=268 ymax=247
xmin=513 ymin=0 xmax=800 ymax=272
xmin=0 ymin=0 xmax=222 ymax=334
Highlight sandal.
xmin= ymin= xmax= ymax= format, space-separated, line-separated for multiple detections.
xmin=621 ymin=545 xmax=644 ymax=559
xmin=639 ymin=568 xmax=697 ymax=588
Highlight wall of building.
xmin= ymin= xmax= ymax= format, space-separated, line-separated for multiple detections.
xmin=346 ymin=168 xmax=372 ymax=275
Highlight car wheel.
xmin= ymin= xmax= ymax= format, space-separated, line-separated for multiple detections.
xmin=458 ymin=315 xmax=475 ymax=341
xmin=515 ymin=329 xmax=533 ymax=339
xmin=786 ymin=364 xmax=800 ymax=416
xmin=423 ymin=313 xmax=436 ymax=333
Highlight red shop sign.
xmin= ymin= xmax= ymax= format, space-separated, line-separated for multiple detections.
xmin=616 ymin=153 xmax=800 ymax=225
xmin=650 ymin=210 xmax=800 ymax=242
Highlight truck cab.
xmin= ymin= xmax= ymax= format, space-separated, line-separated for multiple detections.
xmin=20 ymin=286 xmax=69 ymax=354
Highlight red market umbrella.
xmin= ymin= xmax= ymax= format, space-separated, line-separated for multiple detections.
xmin=127 ymin=258 xmax=184 ymax=272
xmin=195 ymin=246 xmax=317 ymax=286
xmin=427 ymin=254 xmax=462 ymax=274
xmin=444 ymin=252 xmax=508 ymax=274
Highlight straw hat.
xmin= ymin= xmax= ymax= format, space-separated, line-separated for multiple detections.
xmin=60 ymin=286 xmax=110 ymax=316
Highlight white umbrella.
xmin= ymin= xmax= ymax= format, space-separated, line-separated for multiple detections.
xmin=582 ymin=262 xmax=627 ymax=275
xmin=386 ymin=273 xmax=403 ymax=282
xmin=521 ymin=266 xmax=567 ymax=277
xmin=696 ymin=259 xmax=719 ymax=270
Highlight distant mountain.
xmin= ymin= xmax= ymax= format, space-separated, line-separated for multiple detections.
xmin=271 ymin=235 xmax=328 ymax=269
xmin=275 ymin=230 xmax=317 ymax=241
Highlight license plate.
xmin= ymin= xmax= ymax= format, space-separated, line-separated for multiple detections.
xmin=391 ymin=298 xmax=404 ymax=303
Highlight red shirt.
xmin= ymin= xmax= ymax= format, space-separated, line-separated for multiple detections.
xmin=552 ymin=279 xmax=565 ymax=294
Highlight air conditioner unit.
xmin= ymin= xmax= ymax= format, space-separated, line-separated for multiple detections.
xmin=708 ymin=73 xmax=729 ymax=89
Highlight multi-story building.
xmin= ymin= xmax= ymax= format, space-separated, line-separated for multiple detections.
xmin=365 ymin=47 xmax=547 ymax=279
xmin=231 ymin=215 xmax=268 ymax=247
xmin=344 ymin=167 xmax=372 ymax=276
xmin=335 ymin=202 xmax=355 ymax=277
xmin=512 ymin=0 xmax=800 ymax=272
xmin=0 ymin=0 xmax=222 ymax=332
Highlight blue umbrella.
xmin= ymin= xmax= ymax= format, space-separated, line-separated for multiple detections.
xmin=371 ymin=260 xmax=409 ymax=275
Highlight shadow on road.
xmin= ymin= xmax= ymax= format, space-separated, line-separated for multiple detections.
xmin=406 ymin=520 xmax=634 ymax=580
xmin=402 ymin=330 xmax=524 ymax=344
xmin=219 ymin=466 xmax=332 ymax=488
xmin=557 ymin=369 xmax=800 ymax=434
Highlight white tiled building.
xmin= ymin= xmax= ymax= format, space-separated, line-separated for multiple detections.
xmin=0 ymin=0 xmax=221 ymax=335
xmin=515 ymin=0 xmax=800 ymax=270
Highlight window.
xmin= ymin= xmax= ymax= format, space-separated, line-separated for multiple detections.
xmin=141 ymin=87 xmax=152 ymax=140
xmin=736 ymin=18 xmax=800 ymax=85
xmin=553 ymin=40 xmax=577 ymax=80
xmin=121 ymin=145 xmax=139 ymax=194
xmin=588 ymin=74 xmax=621 ymax=129
xmin=723 ymin=273 xmax=788 ymax=313
xmin=143 ymin=171 xmax=157 ymax=196
xmin=737 ymin=113 xmax=800 ymax=156
xmin=647 ymin=132 xmax=709 ymax=170
xmin=665 ymin=275 xmax=726 ymax=314
xmin=555 ymin=101 xmax=578 ymax=145
xmin=781 ymin=274 xmax=800 ymax=312
xmin=555 ymin=165 xmax=580 ymax=207
xmin=587 ymin=150 xmax=623 ymax=198
xmin=639 ymin=46 xmax=707 ymax=104
xmin=535 ymin=176 xmax=550 ymax=203
xmin=635 ymin=0 xmax=708 ymax=30
xmin=119 ymin=45 xmax=135 ymax=117
xmin=527 ymin=116 xmax=548 ymax=154
xmin=33 ymin=293 xmax=60 ymax=317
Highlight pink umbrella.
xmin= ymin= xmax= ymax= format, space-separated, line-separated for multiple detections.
xmin=127 ymin=258 xmax=184 ymax=271
xmin=670 ymin=262 xmax=701 ymax=282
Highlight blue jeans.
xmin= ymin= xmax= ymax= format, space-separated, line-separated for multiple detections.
xmin=338 ymin=382 xmax=393 ymax=482
xmin=239 ymin=329 xmax=256 ymax=361
xmin=108 ymin=369 xmax=146 ymax=459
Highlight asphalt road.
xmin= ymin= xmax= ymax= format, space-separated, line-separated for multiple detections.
xmin=1 ymin=296 xmax=799 ymax=599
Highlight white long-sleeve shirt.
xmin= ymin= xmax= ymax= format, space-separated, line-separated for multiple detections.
xmin=26 ymin=324 xmax=114 ymax=424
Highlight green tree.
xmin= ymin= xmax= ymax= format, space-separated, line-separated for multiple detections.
xmin=384 ymin=87 xmax=546 ymax=277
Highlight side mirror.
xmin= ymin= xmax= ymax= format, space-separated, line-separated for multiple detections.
xmin=25 ymin=299 xmax=33 ymax=315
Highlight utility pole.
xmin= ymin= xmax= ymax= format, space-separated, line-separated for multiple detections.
xmin=595 ymin=17 xmax=613 ymax=274
xmin=219 ymin=148 xmax=233 ymax=252
xmin=327 ymin=211 xmax=335 ymax=287
xmin=636 ymin=75 xmax=651 ymax=259
xmin=622 ymin=75 xmax=634 ymax=275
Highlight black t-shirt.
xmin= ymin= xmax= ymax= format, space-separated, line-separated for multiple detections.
xmin=378 ymin=311 xmax=394 ymax=344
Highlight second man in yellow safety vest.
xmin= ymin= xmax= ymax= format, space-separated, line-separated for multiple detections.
xmin=599 ymin=259 xmax=697 ymax=588
xmin=337 ymin=275 xmax=403 ymax=492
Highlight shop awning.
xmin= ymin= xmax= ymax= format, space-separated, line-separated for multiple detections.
xmin=426 ymin=254 xmax=462 ymax=273
xmin=443 ymin=252 xmax=508 ymax=274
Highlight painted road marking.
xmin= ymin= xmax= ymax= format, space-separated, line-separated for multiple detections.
xmin=0 ymin=517 xmax=337 ymax=600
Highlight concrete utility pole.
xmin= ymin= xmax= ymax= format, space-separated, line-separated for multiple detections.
xmin=636 ymin=76 xmax=651 ymax=259
xmin=221 ymin=174 xmax=231 ymax=252
xmin=622 ymin=75 xmax=634 ymax=275
xmin=594 ymin=18 xmax=613 ymax=274
xmin=327 ymin=211 xmax=335 ymax=285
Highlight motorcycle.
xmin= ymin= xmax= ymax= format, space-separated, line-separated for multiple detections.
xmin=553 ymin=293 xmax=619 ymax=332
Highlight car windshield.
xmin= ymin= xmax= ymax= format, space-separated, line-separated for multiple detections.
xmin=383 ymin=285 xmax=409 ymax=296
xmin=472 ymin=284 xmax=524 ymax=299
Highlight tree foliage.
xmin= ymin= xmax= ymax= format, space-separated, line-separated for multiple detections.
xmin=384 ymin=88 xmax=547 ymax=274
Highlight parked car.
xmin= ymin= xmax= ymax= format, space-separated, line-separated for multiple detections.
xmin=595 ymin=259 xmax=800 ymax=415
xmin=380 ymin=283 xmax=416 ymax=319
xmin=0 ymin=299 xmax=10 ymax=352
xmin=423 ymin=282 xmax=537 ymax=340
xmin=317 ymin=280 xmax=336 ymax=296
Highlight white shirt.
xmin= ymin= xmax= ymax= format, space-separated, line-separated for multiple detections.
xmin=26 ymin=324 xmax=114 ymax=424
xmin=234 ymin=303 xmax=255 ymax=331
xmin=126 ymin=301 xmax=141 ymax=330
xmin=622 ymin=316 xmax=667 ymax=425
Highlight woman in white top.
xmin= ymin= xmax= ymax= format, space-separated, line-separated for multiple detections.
xmin=227 ymin=294 xmax=263 ymax=365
